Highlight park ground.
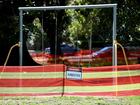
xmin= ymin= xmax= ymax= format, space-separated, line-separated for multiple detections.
xmin=0 ymin=96 xmax=140 ymax=105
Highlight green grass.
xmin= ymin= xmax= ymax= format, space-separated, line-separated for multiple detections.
xmin=0 ymin=96 xmax=140 ymax=105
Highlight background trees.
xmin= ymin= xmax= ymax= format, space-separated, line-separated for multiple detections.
xmin=0 ymin=0 xmax=30 ymax=66
xmin=65 ymin=0 xmax=113 ymax=48
xmin=0 ymin=0 xmax=67 ymax=65
xmin=116 ymin=0 xmax=140 ymax=46
xmin=0 ymin=0 xmax=140 ymax=65
xmin=65 ymin=0 xmax=140 ymax=48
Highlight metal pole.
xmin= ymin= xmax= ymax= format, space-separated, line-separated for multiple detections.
xmin=19 ymin=4 xmax=117 ymax=11
xmin=112 ymin=4 xmax=118 ymax=96
xmin=112 ymin=5 xmax=117 ymax=67
xmin=89 ymin=23 xmax=92 ymax=67
xmin=19 ymin=10 xmax=23 ymax=66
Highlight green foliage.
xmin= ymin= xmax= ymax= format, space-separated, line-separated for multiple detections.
xmin=64 ymin=0 xmax=140 ymax=48
xmin=25 ymin=16 xmax=48 ymax=50
xmin=116 ymin=0 xmax=140 ymax=46
xmin=0 ymin=0 xmax=140 ymax=65
xmin=64 ymin=0 xmax=113 ymax=48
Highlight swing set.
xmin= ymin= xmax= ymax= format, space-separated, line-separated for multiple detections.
xmin=19 ymin=4 xmax=118 ymax=67
xmin=0 ymin=4 xmax=140 ymax=97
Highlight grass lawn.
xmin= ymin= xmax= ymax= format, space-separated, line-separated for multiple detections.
xmin=0 ymin=96 xmax=140 ymax=105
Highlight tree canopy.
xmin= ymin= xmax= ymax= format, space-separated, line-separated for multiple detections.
xmin=0 ymin=0 xmax=140 ymax=65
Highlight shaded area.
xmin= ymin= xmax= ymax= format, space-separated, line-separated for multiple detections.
xmin=0 ymin=0 xmax=39 ymax=66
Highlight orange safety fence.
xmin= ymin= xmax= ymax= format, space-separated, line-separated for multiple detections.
xmin=0 ymin=64 xmax=140 ymax=96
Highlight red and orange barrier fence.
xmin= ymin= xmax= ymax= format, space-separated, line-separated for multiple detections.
xmin=0 ymin=64 xmax=140 ymax=96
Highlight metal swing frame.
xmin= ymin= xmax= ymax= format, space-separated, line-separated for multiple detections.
xmin=19 ymin=4 xmax=117 ymax=66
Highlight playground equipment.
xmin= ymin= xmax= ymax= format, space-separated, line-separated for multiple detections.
xmin=19 ymin=4 xmax=117 ymax=67
xmin=0 ymin=4 xmax=139 ymax=97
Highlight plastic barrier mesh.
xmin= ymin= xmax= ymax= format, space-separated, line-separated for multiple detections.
xmin=0 ymin=64 xmax=140 ymax=96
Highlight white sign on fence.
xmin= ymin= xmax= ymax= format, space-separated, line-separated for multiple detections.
xmin=66 ymin=67 xmax=82 ymax=80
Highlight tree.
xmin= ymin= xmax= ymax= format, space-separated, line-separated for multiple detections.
xmin=0 ymin=0 xmax=140 ymax=66
xmin=0 ymin=0 xmax=40 ymax=66
xmin=64 ymin=0 xmax=113 ymax=48
xmin=116 ymin=0 xmax=140 ymax=46
xmin=64 ymin=0 xmax=140 ymax=47
xmin=0 ymin=0 xmax=68 ymax=65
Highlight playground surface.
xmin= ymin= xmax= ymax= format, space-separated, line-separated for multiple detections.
xmin=0 ymin=96 xmax=140 ymax=105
